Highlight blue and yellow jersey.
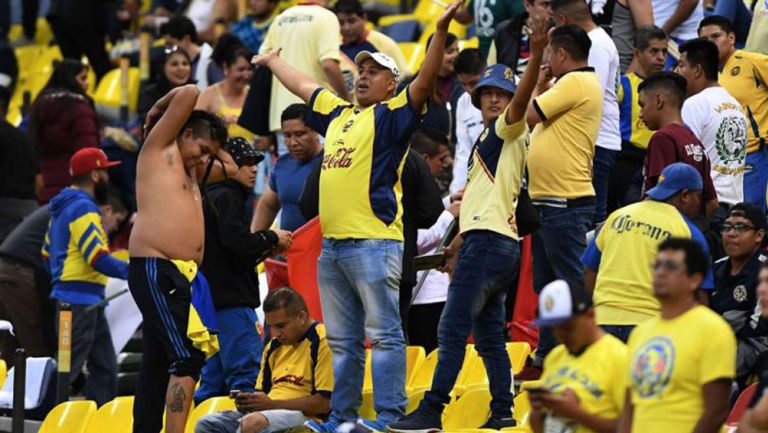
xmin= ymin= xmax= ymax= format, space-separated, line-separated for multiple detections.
xmin=257 ymin=322 xmax=333 ymax=419
xmin=618 ymin=73 xmax=654 ymax=150
xmin=581 ymin=200 xmax=714 ymax=326
xmin=43 ymin=187 xmax=128 ymax=305
xmin=720 ymin=50 xmax=768 ymax=154
xmin=460 ymin=109 xmax=528 ymax=240
xmin=306 ymin=87 xmax=425 ymax=240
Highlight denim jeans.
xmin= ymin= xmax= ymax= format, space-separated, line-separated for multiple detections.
xmin=422 ymin=231 xmax=519 ymax=419
xmin=744 ymin=149 xmax=768 ymax=213
xmin=600 ymin=325 xmax=635 ymax=344
xmin=56 ymin=303 xmax=117 ymax=406
xmin=592 ymin=147 xmax=619 ymax=226
xmin=195 ymin=409 xmax=309 ymax=433
xmin=532 ymin=203 xmax=594 ymax=364
xmin=318 ymin=239 xmax=406 ymax=424
xmin=195 ymin=307 xmax=264 ymax=404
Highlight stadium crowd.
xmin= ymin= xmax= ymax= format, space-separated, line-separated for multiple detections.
xmin=1 ymin=0 xmax=768 ymax=432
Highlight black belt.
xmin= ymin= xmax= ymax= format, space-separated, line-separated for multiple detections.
xmin=532 ymin=196 xmax=596 ymax=208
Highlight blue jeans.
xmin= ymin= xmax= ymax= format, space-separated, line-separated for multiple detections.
xmin=744 ymin=149 xmax=768 ymax=212
xmin=195 ymin=307 xmax=264 ymax=404
xmin=195 ymin=409 xmax=309 ymax=433
xmin=422 ymin=231 xmax=518 ymax=418
xmin=532 ymin=203 xmax=594 ymax=364
xmin=592 ymin=147 xmax=619 ymax=226
xmin=600 ymin=325 xmax=635 ymax=343
xmin=318 ymin=239 xmax=406 ymax=425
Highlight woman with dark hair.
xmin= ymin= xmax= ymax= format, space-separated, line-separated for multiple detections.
xmin=138 ymin=46 xmax=194 ymax=126
xmin=28 ymin=59 xmax=100 ymax=204
xmin=195 ymin=33 xmax=254 ymax=142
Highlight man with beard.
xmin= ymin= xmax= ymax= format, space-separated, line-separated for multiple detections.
xmin=42 ymin=147 xmax=129 ymax=406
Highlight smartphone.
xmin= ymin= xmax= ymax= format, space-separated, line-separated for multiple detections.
xmin=229 ymin=389 xmax=241 ymax=399
xmin=414 ymin=253 xmax=446 ymax=271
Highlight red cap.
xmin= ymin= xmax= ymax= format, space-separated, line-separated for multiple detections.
xmin=69 ymin=148 xmax=122 ymax=177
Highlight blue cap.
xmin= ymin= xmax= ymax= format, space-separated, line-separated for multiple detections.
xmin=646 ymin=162 xmax=703 ymax=201
xmin=471 ymin=64 xmax=518 ymax=109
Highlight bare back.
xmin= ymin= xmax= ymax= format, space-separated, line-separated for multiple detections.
xmin=129 ymin=143 xmax=205 ymax=264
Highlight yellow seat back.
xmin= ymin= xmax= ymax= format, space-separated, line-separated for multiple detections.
xmin=358 ymin=389 xmax=377 ymax=421
xmin=85 ymin=396 xmax=134 ymax=433
xmin=513 ymin=392 xmax=532 ymax=426
xmin=406 ymin=388 xmax=427 ymax=415
xmin=408 ymin=347 xmax=438 ymax=391
xmin=363 ymin=348 xmax=373 ymax=393
xmin=507 ymin=342 xmax=532 ymax=375
xmin=442 ymin=388 xmax=491 ymax=430
xmin=39 ymin=400 xmax=97 ymax=433
xmin=0 ymin=360 xmax=6 ymax=389
xmin=406 ymin=346 xmax=426 ymax=386
xmin=185 ymin=397 xmax=236 ymax=433
xmin=93 ymin=67 xmax=141 ymax=120
xmin=412 ymin=0 xmax=445 ymax=24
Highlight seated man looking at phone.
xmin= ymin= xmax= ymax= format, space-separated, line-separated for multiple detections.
xmin=195 ymin=287 xmax=333 ymax=433
xmin=529 ymin=279 xmax=628 ymax=433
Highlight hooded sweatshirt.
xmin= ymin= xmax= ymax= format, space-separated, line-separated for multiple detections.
xmin=42 ymin=187 xmax=128 ymax=305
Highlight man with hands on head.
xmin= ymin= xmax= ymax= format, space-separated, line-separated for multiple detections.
xmin=252 ymin=4 xmax=461 ymax=431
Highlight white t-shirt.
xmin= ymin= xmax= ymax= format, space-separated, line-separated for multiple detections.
xmin=588 ymin=27 xmax=621 ymax=151
xmin=414 ymin=211 xmax=455 ymax=305
xmin=652 ymin=0 xmax=705 ymax=41
xmin=450 ymin=92 xmax=485 ymax=193
xmin=682 ymin=86 xmax=748 ymax=205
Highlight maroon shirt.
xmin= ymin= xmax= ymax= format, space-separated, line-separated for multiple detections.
xmin=643 ymin=123 xmax=718 ymax=207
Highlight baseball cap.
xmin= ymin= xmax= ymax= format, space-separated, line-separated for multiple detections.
xmin=534 ymin=279 xmax=593 ymax=327
xmin=354 ymin=51 xmax=401 ymax=81
xmin=69 ymin=148 xmax=121 ymax=178
xmin=225 ymin=137 xmax=264 ymax=167
xmin=471 ymin=64 xmax=518 ymax=109
xmin=646 ymin=162 xmax=703 ymax=201
xmin=727 ymin=203 xmax=767 ymax=230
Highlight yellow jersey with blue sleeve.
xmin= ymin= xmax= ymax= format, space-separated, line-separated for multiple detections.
xmin=720 ymin=50 xmax=768 ymax=154
xmin=581 ymin=200 xmax=715 ymax=326
xmin=618 ymin=73 xmax=653 ymax=150
xmin=627 ymin=306 xmax=736 ymax=432
xmin=460 ymin=109 xmax=528 ymax=240
xmin=305 ymin=87 xmax=425 ymax=240
xmin=42 ymin=187 xmax=128 ymax=305
xmin=528 ymin=67 xmax=602 ymax=199
xmin=256 ymin=322 xmax=334 ymax=419
xmin=541 ymin=334 xmax=628 ymax=433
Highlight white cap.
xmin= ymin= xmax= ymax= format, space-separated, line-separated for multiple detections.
xmin=534 ymin=279 xmax=592 ymax=327
xmin=354 ymin=51 xmax=401 ymax=81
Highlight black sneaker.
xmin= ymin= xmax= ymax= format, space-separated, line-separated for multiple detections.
xmin=386 ymin=406 xmax=442 ymax=433
xmin=480 ymin=417 xmax=517 ymax=429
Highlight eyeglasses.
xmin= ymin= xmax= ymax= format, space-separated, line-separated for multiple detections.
xmin=653 ymin=259 xmax=683 ymax=272
xmin=721 ymin=222 xmax=756 ymax=234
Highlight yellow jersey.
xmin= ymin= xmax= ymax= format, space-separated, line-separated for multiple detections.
xmin=627 ymin=306 xmax=736 ymax=432
xmin=618 ymin=73 xmax=653 ymax=150
xmin=260 ymin=4 xmax=342 ymax=132
xmin=720 ymin=49 xmax=768 ymax=154
xmin=257 ymin=322 xmax=334 ymax=415
xmin=460 ymin=110 xmax=528 ymax=240
xmin=306 ymin=87 xmax=424 ymax=240
xmin=581 ymin=200 xmax=715 ymax=326
xmin=213 ymin=85 xmax=254 ymax=143
xmin=528 ymin=68 xmax=603 ymax=199
xmin=541 ymin=334 xmax=628 ymax=433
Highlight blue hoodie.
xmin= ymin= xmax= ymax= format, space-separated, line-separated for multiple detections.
xmin=42 ymin=187 xmax=129 ymax=305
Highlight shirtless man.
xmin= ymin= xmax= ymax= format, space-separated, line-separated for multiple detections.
xmin=128 ymin=84 xmax=229 ymax=433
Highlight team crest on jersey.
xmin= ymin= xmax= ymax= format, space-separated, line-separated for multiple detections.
xmin=631 ymin=336 xmax=675 ymax=398
xmin=733 ymin=285 xmax=748 ymax=303
xmin=731 ymin=66 xmax=741 ymax=76
xmin=715 ymin=116 xmax=748 ymax=164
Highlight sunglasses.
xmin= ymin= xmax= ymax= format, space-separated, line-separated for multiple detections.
xmin=721 ymin=222 xmax=756 ymax=234
xmin=653 ymin=259 xmax=684 ymax=272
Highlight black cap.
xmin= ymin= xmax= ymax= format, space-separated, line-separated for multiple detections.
xmin=727 ymin=203 xmax=767 ymax=230
xmin=225 ymin=137 xmax=264 ymax=167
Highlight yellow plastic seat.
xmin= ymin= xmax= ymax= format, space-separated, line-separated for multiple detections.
xmin=14 ymin=45 xmax=45 ymax=78
xmin=454 ymin=356 xmax=488 ymax=396
xmin=85 ymin=396 xmax=134 ymax=433
xmin=518 ymin=380 xmax=543 ymax=393
xmin=185 ymin=397 xmax=236 ymax=433
xmin=406 ymin=346 xmax=426 ymax=386
xmin=38 ymin=400 xmax=97 ymax=433
xmin=442 ymin=388 xmax=491 ymax=431
xmin=406 ymin=388 xmax=427 ymax=415
xmin=363 ymin=348 xmax=373 ymax=393
xmin=358 ymin=389 xmax=377 ymax=421
xmin=93 ymin=67 xmax=141 ymax=120
xmin=507 ymin=342 xmax=532 ymax=375
xmin=513 ymin=392 xmax=532 ymax=426
xmin=458 ymin=37 xmax=479 ymax=51
xmin=408 ymin=345 xmax=437 ymax=392
xmin=418 ymin=20 xmax=468 ymax=46
xmin=398 ymin=42 xmax=425 ymax=74
xmin=0 ymin=359 xmax=6 ymax=389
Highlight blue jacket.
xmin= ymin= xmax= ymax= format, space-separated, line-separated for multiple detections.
xmin=42 ymin=187 xmax=128 ymax=305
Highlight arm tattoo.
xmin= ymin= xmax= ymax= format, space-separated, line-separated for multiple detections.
xmin=169 ymin=383 xmax=186 ymax=413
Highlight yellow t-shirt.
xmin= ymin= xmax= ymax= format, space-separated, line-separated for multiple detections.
xmin=584 ymin=200 xmax=704 ymax=325
xmin=260 ymin=4 xmax=342 ymax=132
xmin=528 ymin=68 xmax=603 ymax=199
xmin=541 ymin=334 xmax=628 ymax=433
xmin=256 ymin=322 xmax=334 ymax=410
xmin=618 ymin=73 xmax=654 ymax=150
xmin=460 ymin=109 xmax=528 ymax=240
xmin=720 ymin=50 xmax=768 ymax=154
xmin=627 ymin=306 xmax=736 ymax=432
xmin=213 ymin=86 xmax=254 ymax=143
xmin=306 ymin=87 xmax=424 ymax=240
